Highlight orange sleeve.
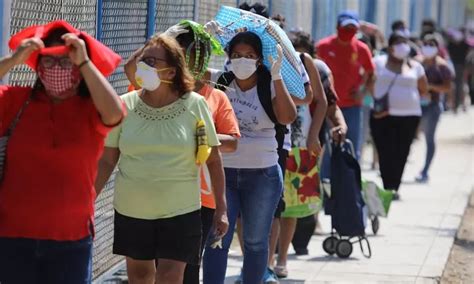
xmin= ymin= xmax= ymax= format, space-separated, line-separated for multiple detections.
xmin=127 ymin=84 xmax=136 ymax=92
xmin=212 ymin=89 xmax=240 ymax=137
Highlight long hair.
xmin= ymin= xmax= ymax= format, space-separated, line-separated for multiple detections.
xmin=147 ymin=35 xmax=195 ymax=95
xmin=33 ymin=27 xmax=90 ymax=98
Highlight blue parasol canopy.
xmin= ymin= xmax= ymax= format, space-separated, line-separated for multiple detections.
xmin=214 ymin=6 xmax=306 ymax=99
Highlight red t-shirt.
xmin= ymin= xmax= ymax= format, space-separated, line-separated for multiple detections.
xmin=316 ymin=35 xmax=375 ymax=108
xmin=0 ymin=86 xmax=117 ymax=241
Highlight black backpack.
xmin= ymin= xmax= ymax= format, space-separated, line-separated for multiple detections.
xmin=216 ymin=71 xmax=288 ymax=150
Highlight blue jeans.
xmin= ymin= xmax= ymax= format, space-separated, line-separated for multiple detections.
xmin=320 ymin=106 xmax=362 ymax=180
xmin=341 ymin=106 xmax=363 ymax=160
xmin=0 ymin=236 xmax=93 ymax=284
xmin=420 ymin=102 xmax=442 ymax=177
xmin=202 ymin=166 xmax=283 ymax=284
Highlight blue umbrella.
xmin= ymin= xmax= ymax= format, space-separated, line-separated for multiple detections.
xmin=214 ymin=6 xmax=306 ymax=99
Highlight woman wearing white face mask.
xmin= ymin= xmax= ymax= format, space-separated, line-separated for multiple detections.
xmin=370 ymin=32 xmax=429 ymax=200
xmin=202 ymin=31 xmax=297 ymax=284
xmin=95 ymin=35 xmax=226 ymax=284
xmin=415 ymin=35 xmax=453 ymax=183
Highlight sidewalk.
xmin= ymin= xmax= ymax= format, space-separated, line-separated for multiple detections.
xmin=98 ymin=109 xmax=473 ymax=283
xmin=223 ymin=109 xmax=474 ymax=283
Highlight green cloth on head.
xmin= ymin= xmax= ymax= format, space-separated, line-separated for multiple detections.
xmin=179 ymin=20 xmax=224 ymax=56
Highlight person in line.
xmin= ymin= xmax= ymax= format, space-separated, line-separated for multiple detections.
xmin=316 ymin=11 xmax=375 ymax=162
xmin=202 ymin=31 xmax=297 ymax=284
xmin=370 ymin=32 xmax=428 ymax=200
xmin=125 ymin=21 xmax=241 ymax=284
xmin=446 ymin=26 xmax=472 ymax=113
xmin=95 ymin=34 xmax=228 ymax=284
xmin=218 ymin=4 xmax=314 ymax=283
xmin=269 ymin=30 xmax=328 ymax=280
xmin=415 ymin=34 xmax=453 ymax=183
xmin=277 ymin=31 xmax=348 ymax=276
xmin=0 ymin=21 xmax=125 ymax=283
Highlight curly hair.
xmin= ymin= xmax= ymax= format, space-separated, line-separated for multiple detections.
xmin=147 ymin=35 xmax=195 ymax=95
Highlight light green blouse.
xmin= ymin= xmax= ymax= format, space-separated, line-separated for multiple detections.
xmin=106 ymin=91 xmax=220 ymax=220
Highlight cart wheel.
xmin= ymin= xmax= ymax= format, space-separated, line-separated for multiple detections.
xmin=335 ymin=239 xmax=353 ymax=258
xmin=371 ymin=216 xmax=380 ymax=235
xmin=322 ymin=236 xmax=339 ymax=255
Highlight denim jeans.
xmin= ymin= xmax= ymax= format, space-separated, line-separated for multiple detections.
xmin=420 ymin=102 xmax=442 ymax=177
xmin=341 ymin=106 xmax=363 ymax=160
xmin=320 ymin=106 xmax=363 ymax=180
xmin=0 ymin=236 xmax=93 ymax=284
xmin=202 ymin=165 xmax=283 ymax=284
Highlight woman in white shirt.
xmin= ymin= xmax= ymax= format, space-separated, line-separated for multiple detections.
xmin=202 ymin=31 xmax=297 ymax=284
xmin=370 ymin=32 xmax=428 ymax=200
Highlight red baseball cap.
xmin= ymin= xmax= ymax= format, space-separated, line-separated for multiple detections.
xmin=9 ymin=20 xmax=121 ymax=76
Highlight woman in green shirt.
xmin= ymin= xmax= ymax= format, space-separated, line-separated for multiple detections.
xmin=95 ymin=35 xmax=228 ymax=284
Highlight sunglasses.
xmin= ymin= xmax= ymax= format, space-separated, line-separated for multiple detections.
xmin=39 ymin=56 xmax=73 ymax=68
xmin=140 ymin=56 xmax=168 ymax=68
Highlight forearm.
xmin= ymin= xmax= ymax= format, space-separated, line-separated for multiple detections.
xmin=327 ymin=104 xmax=347 ymax=129
xmin=217 ymin=134 xmax=238 ymax=153
xmin=206 ymin=148 xmax=227 ymax=212
xmin=364 ymin=72 xmax=375 ymax=94
xmin=429 ymin=81 xmax=451 ymax=93
xmin=95 ymin=160 xmax=117 ymax=197
xmin=80 ymin=63 xmax=123 ymax=125
xmin=273 ymin=79 xmax=297 ymax=124
xmin=308 ymin=100 xmax=327 ymax=142
xmin=0 ymin=55 xmax=16 ymax=79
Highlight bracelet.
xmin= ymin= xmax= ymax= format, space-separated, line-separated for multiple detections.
xmin=78 ymin=59 xmax=90 ymax=69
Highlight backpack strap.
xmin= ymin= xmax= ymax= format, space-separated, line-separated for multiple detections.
xmin=256 ymin=69 xmax=288 ymax=150
xmin=216 ymin=71 xmax=235 ymax=92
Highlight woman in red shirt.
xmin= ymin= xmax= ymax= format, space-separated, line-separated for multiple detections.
xmin=0 ymin=21 xmax=124 ymax=284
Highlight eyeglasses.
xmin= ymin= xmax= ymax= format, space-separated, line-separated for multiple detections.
xmin=140 ymin=56 xmax=167 ymax=67
xmin=39 ymin=56 xmax=74 ymax=69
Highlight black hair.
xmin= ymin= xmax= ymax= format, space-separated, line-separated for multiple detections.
xmin=422 ymin=33 xmax=439 ymax=47
xmin=239 ymin=2 xmax=269 ymax=18
xmin=422 ymin=19 xmax=436 ymax=29
xmin=391 ymin=20 xmax=405 ymax=31
xmin=33 ymin=27 xmax=90 ymax=98
xmin=271 ymin=14 xmax=286 ymax=29
xmin=388 ymin=31 xmax=408 ymax=46
xmin=358 ymin=34 xmax=374 ymax=54
xmin=226 ymin=31 xmax=263 ymax=59
xmin=289 ymin=31 xmax=314 ymax=55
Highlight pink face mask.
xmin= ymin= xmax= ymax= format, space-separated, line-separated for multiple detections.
xmin=38 ymin=65 xmax=82 ymax=99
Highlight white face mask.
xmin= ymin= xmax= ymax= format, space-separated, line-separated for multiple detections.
xmin=230 ymin=58 xmax=258 ymax=80
xmin=392 ymin=43 xmax=411 ymax=60
xmin=421 ymin=45 xmax=438 ymax=58
xmin=135 ymin=61 xmax=172 ymax=91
